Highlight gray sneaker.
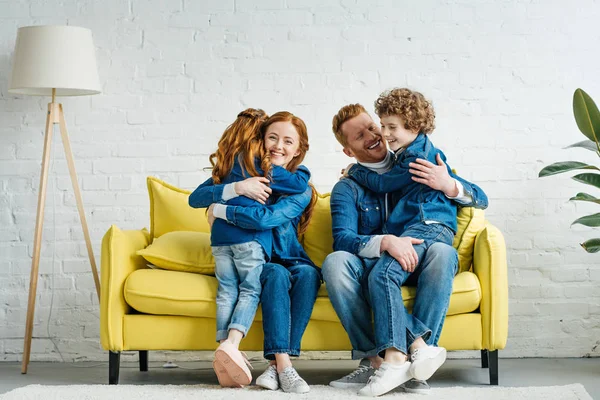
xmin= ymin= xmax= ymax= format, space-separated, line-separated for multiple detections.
xmin=256 ymin=364 xmax=279 ymax=390
xmin=329 ymin=359 xmax=376 ymax=389
xmin=278 ymin=366 xmax=310 ymax=394
xmin=400 ymin=379 xmax=431 ymax=395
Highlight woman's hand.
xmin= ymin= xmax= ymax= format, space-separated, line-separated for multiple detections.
xmin=207 ymin=204 xmax=216 ymax=227
xmin=409 ymin=153 xmax=458 ymax=197
xmin=235 ymin=177 xmax=272 ymax=204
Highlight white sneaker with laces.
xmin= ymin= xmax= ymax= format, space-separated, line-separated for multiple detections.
xmin=256 ymin=364 xmax=279 ymax=390
xmin=357 ymin=362 xmax=412 ymax=397
xmin=410 ymin=346 xmax=446 ymax=381
xmin=279 ymin=366 xmax=310 ymax=394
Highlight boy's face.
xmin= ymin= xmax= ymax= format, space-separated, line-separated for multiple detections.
xmin=340 ymin=112 xmax=387 ymax=163
xmin=380 ymin=115 xmax=419 ymax=152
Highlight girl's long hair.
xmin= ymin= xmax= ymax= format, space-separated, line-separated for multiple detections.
xmin=209 ymin=108 xmax=268 ymax=184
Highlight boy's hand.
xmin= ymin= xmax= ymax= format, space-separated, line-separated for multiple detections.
xmin=409 ymin=154 xmax=458 ymax=197
xmin=235 ymin=177 xmax=272 ymax=204
xmin=340 ymin=163 xmax=355 ymax=178
xmin=381 ymin=235 xmax=424 ymax=272
xmin=207 ymin=204 xmax=216 ymax=227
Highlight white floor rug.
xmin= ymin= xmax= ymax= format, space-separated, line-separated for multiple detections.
xmin=0 ymin=383 xmax=593 ymax=400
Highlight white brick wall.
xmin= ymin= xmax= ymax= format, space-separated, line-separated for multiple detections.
xmin=1 ymin=0 xmax=600 ymax=361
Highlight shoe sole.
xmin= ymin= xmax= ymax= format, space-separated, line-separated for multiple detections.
xmin=214 ymin=349 xmax=252 ymax=386
xmin=212 ymin=360 xmax=242 ymax=388
xmin=329 ymin=381 xmax=366 ymax=389
xmin=410 ymin=349 xmax=447 ymax=381
xmin=401 ymin=386 xmax=431 ymax=395
xmin=256 ymin=376 xmax=279 ymax=391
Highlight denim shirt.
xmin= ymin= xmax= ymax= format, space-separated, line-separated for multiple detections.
xmin=346 ymin=133 xmax=488 ymax=236
xmin=225 ymin=187 xmax=317 ymax=269
xmin=330 ymin=178 xmax=387 ymax=255
xmin=188 ymin=156 xmax=310 ymax=257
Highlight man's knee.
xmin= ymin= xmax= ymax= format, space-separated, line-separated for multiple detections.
xmin=322 ymin=251 xmax=359 ymax=285
xmin=296 ymin=265 xmax=321 ymax=284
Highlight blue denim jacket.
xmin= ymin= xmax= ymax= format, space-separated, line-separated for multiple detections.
xmin=346 ymin=134 xmax=488 ymax=236
xmin=225 ymin=187 xmax=317 ymax=269
xmin=330 ymin=178 xmax=388 ymax=255
xmin=188 ymin=156 xmax=310 ymax=257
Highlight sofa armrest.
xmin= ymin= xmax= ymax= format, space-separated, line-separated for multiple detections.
xmin=100 ymin=225 xmax=150 ymax=351
xmin=472 ymin=223 xmax=509 ymax=351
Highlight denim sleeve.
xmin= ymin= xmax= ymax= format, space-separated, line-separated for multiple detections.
xmin=226 ymin=187 xmax=312 ymax=230
xmin=188 ymin=177 xmax=226 ymax=208
xmin=331 ymin=180 xmax=373 ymax=255
xmin=439 ymin=150 xmax=489 ymax=209
xmin=269 ymin=164 xmax=311 ymax=194
xmin=346 ymin=153 xmax=421 ymax=194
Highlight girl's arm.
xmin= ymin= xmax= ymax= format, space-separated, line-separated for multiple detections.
xmin=212 ymin=187 xmax=313 ymax=231
xmin=188 ymin=177 xmax=225 ymax=208
xmin=251 ymin=156 xmax=311 ymax=194
xmin=345 ymin=152 xmax=422 ymax=194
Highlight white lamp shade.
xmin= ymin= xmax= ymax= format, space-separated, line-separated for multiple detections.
xmin=9 ymin=25 xmax=101 ymax=96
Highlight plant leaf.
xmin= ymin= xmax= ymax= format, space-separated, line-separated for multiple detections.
xmin=580 ymin=238 xmax=600 ymax=253
xmin=564 ymin=140 xmax=598 ymax=152
xmin=573 ymin=88 xmax=600 ymax=143
xmin=539 ymin=161 xmax=600 ymax=177
xmin=570 ymin=192 xmax=600 ymax=204
xmin=572 ymin=173 xmax=600 ymax=189
xmin=572 ymin=213 xmax=600 ymax=227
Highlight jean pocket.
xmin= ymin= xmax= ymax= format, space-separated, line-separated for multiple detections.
xmin=434 ymin=226 xmax=455 ymax=246
xmin=359 ymin=201 xmax=381 ymax=229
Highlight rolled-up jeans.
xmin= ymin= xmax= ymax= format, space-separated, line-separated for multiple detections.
xmin=212 ymin=241 xmax=264 ymax=342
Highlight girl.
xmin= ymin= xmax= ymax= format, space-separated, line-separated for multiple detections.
xmin=189 ymin=109 xmax=311 ymax=388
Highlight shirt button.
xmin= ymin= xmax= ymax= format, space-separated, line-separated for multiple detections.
xmin=365 ymin=208 xmax=369 ymax=211
xmin=376 ymin=207 xmax=379 ymax=210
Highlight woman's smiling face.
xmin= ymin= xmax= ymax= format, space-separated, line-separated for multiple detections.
xmin=264 ymin=121 xmax=300 ymax=169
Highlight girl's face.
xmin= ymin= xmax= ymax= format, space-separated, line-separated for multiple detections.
xmin=264 ymin=121 xmax=301 ymax=168
xmin=380 ymin=115 xmax=419 ymax=152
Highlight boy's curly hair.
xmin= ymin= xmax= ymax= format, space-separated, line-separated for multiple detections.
xmin=374 ymin=88 xmax=435 ymax=134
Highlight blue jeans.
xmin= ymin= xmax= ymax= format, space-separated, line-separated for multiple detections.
xmin=212 ymin=241 xmax=264 ymax=342
xmin=260 ymin=262 xmax=321 ymax=360
xmin=322 ymin=223 xmax=457 ymax=359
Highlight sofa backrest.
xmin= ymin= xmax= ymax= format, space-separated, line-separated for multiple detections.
xmin=147 ymin=176 xmax=485 ymax=273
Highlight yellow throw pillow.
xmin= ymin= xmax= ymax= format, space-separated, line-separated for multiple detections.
xmin=147 ymin=176 xmax=210 ymax=239
xmin=136 ymin=231 xmax=215 ymax=275
xmin=453 ymin=207 xmax=485 ymax=273
xmin=302 ymin=193 xmax=334 ymax=268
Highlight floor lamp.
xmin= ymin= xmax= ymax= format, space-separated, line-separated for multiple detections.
xmin=8 ymin=25 xmax=102 ymax=374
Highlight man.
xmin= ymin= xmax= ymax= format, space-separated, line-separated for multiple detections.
xmin=322 ymin=104 xmax=488 ymax=397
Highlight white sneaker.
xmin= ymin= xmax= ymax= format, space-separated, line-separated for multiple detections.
xmin=357 ymin=362 xmax=412 ymax=397
xmin=279 ymin=366 xmax=310 ymax=394
xmin=256 ymin=364 xmax=279 ymax=390
xmin=410 ymin=346 xmax=446 ymax=381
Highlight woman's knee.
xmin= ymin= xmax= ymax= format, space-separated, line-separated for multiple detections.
xmin=261 ymin=263 xmax=290 ymax=287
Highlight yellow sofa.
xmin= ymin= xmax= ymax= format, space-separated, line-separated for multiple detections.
xmin=100 ymin=177 xmax=508 ymax=385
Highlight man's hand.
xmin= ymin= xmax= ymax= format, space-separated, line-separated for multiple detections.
xmin=207 ymin=204 xmax=216 ymax=227
xmin=235 ymin=177 xmax=272 ymax=204
xmin=381 ymin=235 xmax=424 ymax=272
xmin=408 ymin=153 xmax=458 ymax=197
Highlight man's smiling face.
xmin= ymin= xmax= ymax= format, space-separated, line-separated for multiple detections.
xmin=340 ymin=112 xmax=388 ymax=163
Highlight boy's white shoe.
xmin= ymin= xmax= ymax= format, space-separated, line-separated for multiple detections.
xmin=357 ymin=362 xmax=412 ymax=397
xmin=256 ymin=364 xmax=279 ymax=390
xmin=409 ymin=346 xmax=447 ymax=381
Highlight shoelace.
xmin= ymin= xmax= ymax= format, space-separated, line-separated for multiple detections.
xmin=410 ymin=348 xmax=422 ymax=361
xmin=347 ymin=364 xmax=371 ymax=379
xmin=367 ymin=364 xmax=389 ymax=384
xmin=281 ymin=367 xmax=303 ymax=386
xmin=265 ymin=365 xmax=278 ymax=379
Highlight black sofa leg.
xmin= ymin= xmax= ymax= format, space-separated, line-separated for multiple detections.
xmin=139 ymin=351 xmax=148 ymax=372
xmin=481 ymin=349 xmax=489 ymax=368
xmin=488 ymin=350 xmax=499 ymax=385
xmin=109 ymin=351 xmax=120 ymax=385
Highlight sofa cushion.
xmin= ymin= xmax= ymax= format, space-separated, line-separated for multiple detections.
xmin=124 ymin=269 xmax=481 ymax=322
xmin=147 ymin=176 xmax=210 ymax=239
xmin=136 ymin=231 xmax=215 ymax=275
xmin=302 ymin=193 xmax=334 ymax=267
xmin=453 ymin=207 xmax=485 ymax=273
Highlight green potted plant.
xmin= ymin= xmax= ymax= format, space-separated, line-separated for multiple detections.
xmin=539 ymin=88 xmax=600 ymax=253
